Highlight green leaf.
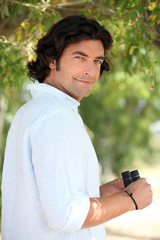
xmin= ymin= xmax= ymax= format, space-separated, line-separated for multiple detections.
xmin=129 ymin=46 xmax=138 ymax=55
xmin=2 ymin=5 xmax=10 ymax=17
xmin=137 ymin=2 xmax=144 ymax=14
xmin=130 ymin=11 xmax=137 ymax=20
xmin=152 ymin=7 xmax=160 ymax=15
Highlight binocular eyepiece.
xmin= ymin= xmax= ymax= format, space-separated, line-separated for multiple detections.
xmin=121 ymin=170 xmax=140 ymax=187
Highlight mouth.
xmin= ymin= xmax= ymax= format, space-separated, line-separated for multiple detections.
xmin=74 ymin=78 xmax=93 ymax=85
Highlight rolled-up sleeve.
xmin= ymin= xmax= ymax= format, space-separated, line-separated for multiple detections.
xmin=30 ymin=111 xmax=90 ymax=232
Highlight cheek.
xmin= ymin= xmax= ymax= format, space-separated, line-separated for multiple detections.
xmin=95 ymin=66 xmax=101 ymax=79
xmin=58 ymin=65 xmax=71 ymax=77
xmin=67 ymin=65 xmax=82 ymax=78
xmin=61 ymin=60 xmax=79 ymax=75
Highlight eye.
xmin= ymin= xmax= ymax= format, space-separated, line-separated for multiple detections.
xmin=94 ymin=59 xmax=103 ymax=64
xmin=75 ymin=56 xmax=83 ymax=60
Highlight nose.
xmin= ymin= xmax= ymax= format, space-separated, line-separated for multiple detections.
xmin=83 ymin=61 xmax=97 ymax=77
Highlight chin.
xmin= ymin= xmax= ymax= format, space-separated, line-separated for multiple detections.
xmin=74 ymin=90 xmax=91 ymax=101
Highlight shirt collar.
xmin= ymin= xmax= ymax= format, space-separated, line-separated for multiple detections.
xmin=27 ymin=83 xmax=80 ymax=112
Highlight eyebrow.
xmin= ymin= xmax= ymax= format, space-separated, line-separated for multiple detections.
xmin=72 ymin=51 xmax=105 ymax=60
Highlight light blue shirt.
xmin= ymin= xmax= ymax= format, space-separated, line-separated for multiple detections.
xmin=1 ymin=83 xmax=107 ymax=240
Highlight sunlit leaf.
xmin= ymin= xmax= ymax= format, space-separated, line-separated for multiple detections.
xmin=151 ymin=78 xmax=155 ymax=90
xmin=129 ymin=46 xmax=138 ymax=55
xmin=147 ymin=2 xmax=156 ymax=11
xmin=16 ymin=27 xmax=22 ymax=42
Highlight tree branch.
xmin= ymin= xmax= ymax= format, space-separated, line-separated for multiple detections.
xmin=141 ymin=1 xmax=160 ymax=47
xmin=56 ymin=1 xmax=85 ymax=8
xmin=5 ymin=0 xmax=160 ymax=50
xmin=152 ymin=39 xmax=160 ymax=50
xmin=138 ymin=29 xmax=160 ymax=50
xmin=7 ymin=0 xmax=84 ymax=9
xmin=88 ymin=0 xmax=116 ymax=16
xmin=0 ymin=17 xmax=10 ymax=35
xmin=7 ymin=0 xmax=39 ymax=8
xmin=7 ymin=0 xmax=116 ymax=16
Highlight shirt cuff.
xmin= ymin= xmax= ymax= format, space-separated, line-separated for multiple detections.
xmin=61 ymin=193 xmax=90 ymax=232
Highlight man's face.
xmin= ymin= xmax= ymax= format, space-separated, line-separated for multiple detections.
xmin=47 ymin=39 xmax=104 ymax=101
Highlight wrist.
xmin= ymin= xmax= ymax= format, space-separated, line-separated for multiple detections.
xmin=123 ymin=189 xmax=138 ymax=210
xmin=121 ymin=190 xmax=135 ymax=211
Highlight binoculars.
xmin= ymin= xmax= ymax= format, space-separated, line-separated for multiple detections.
xmin=121 ymin=170 xmax=140 ymax=187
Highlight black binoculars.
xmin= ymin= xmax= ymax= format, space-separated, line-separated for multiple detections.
xmin=121 ymin=170 xmax=140 ymax=187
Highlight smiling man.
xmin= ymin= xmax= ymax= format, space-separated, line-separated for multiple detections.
xmin=44 ymin=39 xmax=104 ymax=101
xmin=1 ymin=15 xmax=152 ymax=240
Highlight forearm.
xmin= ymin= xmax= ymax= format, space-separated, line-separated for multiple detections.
xmin=82 ymin=191 xmax=133 ymax=228
xmin=83 ymin=178 xmax=152 ymax=229
xmin=99 ymin=178 xmax=125 ymax=197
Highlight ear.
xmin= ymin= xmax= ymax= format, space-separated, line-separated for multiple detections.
xmin=49 ymin=61 xmax=56 ymax=70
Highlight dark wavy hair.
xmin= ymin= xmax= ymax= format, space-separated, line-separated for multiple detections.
xmin=28 ymin=15 xmax=113 ymax=83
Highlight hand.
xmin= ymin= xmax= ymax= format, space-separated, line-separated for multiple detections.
xmin=126 ymin=178 xmax=153 ymax=210
xmin=100 ymin=178 xmax=125 ymax=197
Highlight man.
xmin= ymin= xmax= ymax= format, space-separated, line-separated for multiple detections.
xmin=1 ymin=15 xmax=152 ymax=240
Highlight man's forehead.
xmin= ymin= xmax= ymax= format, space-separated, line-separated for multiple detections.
xmin=64 ymin=39 xmax=105 ymax=57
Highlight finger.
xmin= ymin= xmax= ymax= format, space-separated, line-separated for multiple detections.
xmin=117 ymin=178 xmax=125 ymax=189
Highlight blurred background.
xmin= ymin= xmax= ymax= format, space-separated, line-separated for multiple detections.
xmin=0 ymin=0 xmax=160 ymax=239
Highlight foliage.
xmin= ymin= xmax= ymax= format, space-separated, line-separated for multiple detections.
xmin=0 ymin=0 xmax=160 ymax=177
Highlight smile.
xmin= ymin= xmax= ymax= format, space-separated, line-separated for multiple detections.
xmin=74 ymin=78 xmax=93 ymax=84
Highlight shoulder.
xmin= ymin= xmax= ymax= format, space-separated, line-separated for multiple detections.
xmin=11 ymin=95 xmax=81 ymax=134
xmin=16 ymin=95 xmax=72 ymax=121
